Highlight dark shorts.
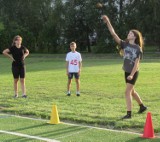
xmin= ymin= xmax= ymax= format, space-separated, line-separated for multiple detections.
xmin=12 ymin=66 xmax=25 ymax=79
xmin=125 ymin=71 xmax=139 ymax=85
xmin=68 ymin=73 xmax=79 ymax=79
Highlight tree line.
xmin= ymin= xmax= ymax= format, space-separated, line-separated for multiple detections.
xmin=0 ymin=0 xmax=159 ymax=53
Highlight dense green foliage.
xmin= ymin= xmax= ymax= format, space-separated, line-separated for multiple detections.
xmin=0 ymin=0 xmax=160 ymax=53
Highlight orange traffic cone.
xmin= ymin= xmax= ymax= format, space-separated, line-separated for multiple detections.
xmin=48 ymin=105 xmax=60 ymax=124
xmin=142 ymin=112 xmax=155 ymax=138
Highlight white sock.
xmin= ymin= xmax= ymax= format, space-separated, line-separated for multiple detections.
xmin=76 ymin=91 xmax=80 ymax=94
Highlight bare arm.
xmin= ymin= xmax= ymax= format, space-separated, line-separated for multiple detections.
xmin=66 ymin=61 xmax=69 ymax=75
xmin=127 ymin=58 xmax=140 ymax=80
xmin=78 ymin=61 xmax=82 ymax=75
xmin=23 ymin=49 xmax=29 ymax=60
xmin=2 ymin=49 xmax=15 ymax=61
xmin=102 ymin=15 xmax=121 ymax=45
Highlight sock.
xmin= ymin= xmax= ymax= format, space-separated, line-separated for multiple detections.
xmin=127 ymin=111 xmax=132 ymax=116
xmin=76 ymin=91 xmax=80 ymax=94
xmin=140 ymin=104 xmax=144 ymax=108
xmin=67 ymin=91 xmax=70 ymax=94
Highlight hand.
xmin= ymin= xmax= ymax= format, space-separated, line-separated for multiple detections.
xmin=102 ymin=15 xmax=110 ymax=23
xmin=127 ymin=75 xmax=133 ymax=80
xmin=22 ymin=55 xmax=26 ymax=60
xmin=66 ymin=71 xmax=69 ymax=76
xmin=11 ymin=57 xmax=15 ymax=61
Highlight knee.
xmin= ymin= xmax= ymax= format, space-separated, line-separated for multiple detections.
xmin=20 ymin=79 xmax=25 ymax=83
xmin=68 ymin=79 xmax=72 ymax=84
xmin=14 ymin=79 xmax=19 ymax=83
xmin=75 ymin=79 xmax=79 ymax=83
xmin=125 ymin=90 xmax=131 ymax=96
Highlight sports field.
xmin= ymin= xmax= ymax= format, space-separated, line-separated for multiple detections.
xmin=0 ymin=113 xmax=160 ymax=142
xmin=0 ymin=54 xmax=160 ymax=141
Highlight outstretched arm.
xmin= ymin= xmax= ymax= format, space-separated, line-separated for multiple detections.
xmin=102 ymin=15 xmax=121 ymax=45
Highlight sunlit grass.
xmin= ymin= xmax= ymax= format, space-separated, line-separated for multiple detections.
xmin=0 ymin=54 xmax=160 ymax=133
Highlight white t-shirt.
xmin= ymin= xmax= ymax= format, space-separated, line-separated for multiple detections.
xmin=66 ymin=51 xmax=82 ymax=73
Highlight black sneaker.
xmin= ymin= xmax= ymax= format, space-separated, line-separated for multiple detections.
xmin=138 ymin=106 xmax=147 ymax=113
xmin=22 ymin=95 xmax=27 ymax=98
xmin=76 ymin=93 xmax=80 ymax=96
xmin=122 ymin=114 xmax=131 ymax=120
xmin=67 ymin=93 xmax=71 ymax=96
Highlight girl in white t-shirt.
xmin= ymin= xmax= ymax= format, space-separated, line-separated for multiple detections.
xmin=66 ymin=42 xmax=82 ymax=96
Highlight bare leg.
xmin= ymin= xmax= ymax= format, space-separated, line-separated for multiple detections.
xmin=131 ymin=87 xmax=143 ymax=105
xmin=67 ymin=79 xmax=72 ymax=92
xmin=20 ymin=78 xmax=26 ymax=95
xmin=125 ymin=83 xmax=134 ymax=111
xmin=75 ymin=79 xmax=80 ymax=93
xmin=132 ymin=87 xmax=147 ymax=113
xmin=14 ymin=78 xmax=19 ymax=96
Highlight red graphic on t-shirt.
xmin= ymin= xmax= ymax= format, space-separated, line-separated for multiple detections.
xmin=70 ymin=59 xmax=78 ymax=65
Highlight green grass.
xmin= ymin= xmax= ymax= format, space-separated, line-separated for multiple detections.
xmin=0 ymin=54 xmax=160 ymax=135
xmin=0 ymin=114 xmax=159 ymax=142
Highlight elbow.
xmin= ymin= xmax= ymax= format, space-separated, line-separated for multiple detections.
xmin=2 ymin=50 xmax=6 ymax=55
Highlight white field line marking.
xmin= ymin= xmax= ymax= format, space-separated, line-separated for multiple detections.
xmin=55 ymin=127 xmax=93 ymax=140
xmin=63 ymin=122 xmax=142 ymax=136
xmin=1 ymin=113 xmax=160 ymax=138
xmin=0 ymin=130 xmax=60 ymax=142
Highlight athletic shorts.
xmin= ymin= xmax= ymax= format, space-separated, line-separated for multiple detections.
xmin=12 ymin=65 xmax=25 ymax=79
xmin=125 ymin=71 xmax=139 ymax=85
xmin=68 ymin=73 xmax=79 ymax=79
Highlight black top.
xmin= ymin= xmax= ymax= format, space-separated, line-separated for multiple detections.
xmin=8 ymin=45 xmax=27 ymax=66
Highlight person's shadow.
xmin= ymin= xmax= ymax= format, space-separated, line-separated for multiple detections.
xmin=126 ymin=137 xmax=160 ymax=142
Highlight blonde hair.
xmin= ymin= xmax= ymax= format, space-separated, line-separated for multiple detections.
xmin=70 ymin=42 xmax=76 ymax=46
xmin=12 ymin=35 xmax=22 ymax=46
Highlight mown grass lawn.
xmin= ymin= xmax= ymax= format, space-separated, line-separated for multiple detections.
xmin=0 ymin=114 xmax=160 ymax=142
xmin=0 ymin=54 xmax=160 ymax=134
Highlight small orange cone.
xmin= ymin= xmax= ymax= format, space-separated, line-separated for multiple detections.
xmin=48 ymin=105 xmax=60 ymax=124
xmin=142 ymin=112 xmax=155 ymax=138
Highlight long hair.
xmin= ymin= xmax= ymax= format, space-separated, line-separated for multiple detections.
xmin=12 ymin=35 xmax=22 ymax=46
xmin=131 ymin=29 xmax=144 ymax=52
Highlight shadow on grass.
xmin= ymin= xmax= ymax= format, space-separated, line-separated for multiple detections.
xmin=4 ymin=123 xmax=88 ymax=142
xmin=126 ymin=137 xmax=160 ymax=142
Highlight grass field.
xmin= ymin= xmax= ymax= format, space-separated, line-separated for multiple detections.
xmin=0 ymin=113 xmax=160 ymax=142
xmin=0 ymin=53 xmax=160 ymax=137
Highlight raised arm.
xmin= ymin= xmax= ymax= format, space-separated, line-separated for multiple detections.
xmin=102 ymin=15 xmax=121 ymax=45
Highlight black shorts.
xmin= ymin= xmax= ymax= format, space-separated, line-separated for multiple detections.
xmin=68 ymin=73 xmax=79 ymax=79
xmin=125 ymin=71 xmax=139 ymax=85
xmin=12 ymin=66 xmax=25 ymax=79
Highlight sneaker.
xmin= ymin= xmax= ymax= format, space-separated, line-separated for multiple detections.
xmin=122 ymin=114 xmax=131 ymax=120
xmin=22 ymin=95 xmax=27 ymax=98
xmin=14 ymin=95 xmax=18 ymax=98
xmin=138 ymin=106 xmax=147 ymax=113
xmin=67 ymin=93 xmax=71 ymax=96
xmin=76 ymin=93 xmax=80 ymax=96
